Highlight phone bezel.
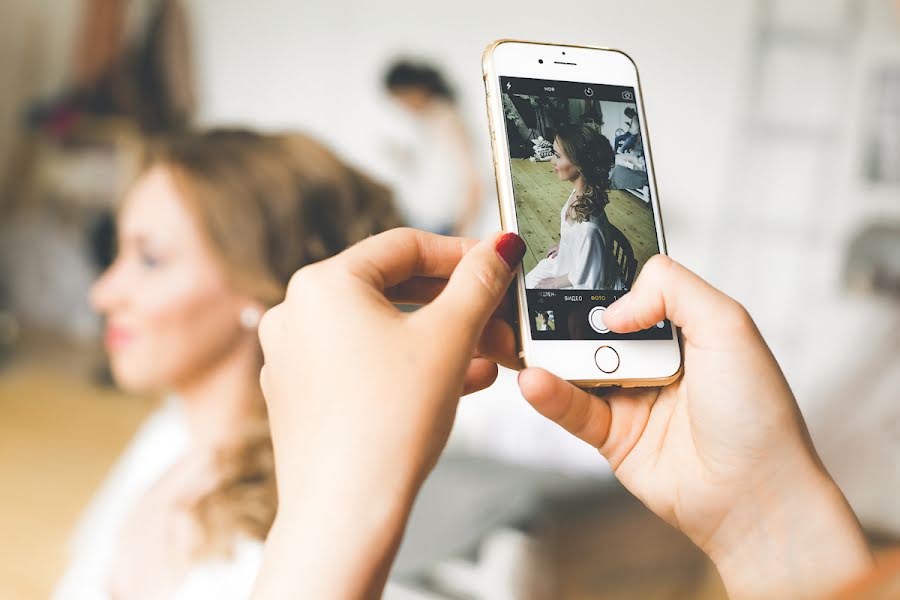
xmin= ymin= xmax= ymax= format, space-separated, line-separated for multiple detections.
xmin=483 ymin=40 xmax=683 ymax=388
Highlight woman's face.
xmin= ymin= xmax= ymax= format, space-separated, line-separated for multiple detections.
xmin=552 ymin=139 xmax=580 ymax=182
xmin=390 ymin=86 xmax=431 ymax=113
xmin=90 ymin=166 xmax=254 ymax=393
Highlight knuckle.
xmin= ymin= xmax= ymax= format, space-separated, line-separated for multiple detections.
xmin=380 ymin=226 xmax=418 ymax=248
xmin=285 ymin=263 xmax=328 ymax=300
xmin=569 ymin=405 xmax=596 ymax=441
xmin=286 ymin=266 xmax=312 ymax=295
xmin=722 ymin=300 xmax=757 ymax=335
xmin=471 ymin=262 xmax=505 ymax=300
xmin=257 ymin=304 xmax=282 ymax=343
xmin=636 ymin=253 xmax=675 ymax=287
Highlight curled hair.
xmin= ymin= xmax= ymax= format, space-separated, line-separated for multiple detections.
xmin=140 ymin=129 xmax=403 ymax=557
xmin=555 ymin=124 xmax=616 ymax=222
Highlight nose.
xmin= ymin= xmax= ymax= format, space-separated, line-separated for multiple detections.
xmin=90 ymin=259 xmax=125 ymax=315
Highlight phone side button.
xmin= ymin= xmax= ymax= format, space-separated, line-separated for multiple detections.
xmin=594 ymin=346 xmax=620 ymax=373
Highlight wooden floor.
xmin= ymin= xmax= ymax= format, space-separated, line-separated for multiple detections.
xmin=511 ymin=159 xmax=658 ymax=276
xmin=0 ymin=337 xmax=154 ymax=599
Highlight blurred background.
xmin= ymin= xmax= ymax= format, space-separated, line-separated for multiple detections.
xmin=1 ymin=1 xmax=899 ymax=599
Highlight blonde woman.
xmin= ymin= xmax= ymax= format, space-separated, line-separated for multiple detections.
xmin=53 ymin=130 xmax=402 ymax=600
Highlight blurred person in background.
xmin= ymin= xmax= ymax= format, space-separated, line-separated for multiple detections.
xmin=614 ymin=106 xmax=640 ymax=154
xmin=383 ymin=60 xmax=483 ymax=236
xmin=52 ymin=129 xmax=402 ymax=600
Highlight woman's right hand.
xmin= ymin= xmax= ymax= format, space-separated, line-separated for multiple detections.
xmin=517 ymin=255 xmax=874 ymax=600
xmin=546 ymin=243 xmax=559 ymax=258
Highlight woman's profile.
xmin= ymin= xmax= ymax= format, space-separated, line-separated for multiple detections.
xmin=52 ymin=129 xmax=402 ymax=600
xmin=525 ymin=124 xmax=626 ymax=291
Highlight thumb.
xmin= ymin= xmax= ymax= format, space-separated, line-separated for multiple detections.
xmin=420 ymin=232 xmax=525 ymax=347
xmin=603 ymin=254 xmax=750 ymax=347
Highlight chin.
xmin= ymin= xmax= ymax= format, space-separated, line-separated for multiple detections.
xmin=108 ymin=357 xmax=164 ymax=394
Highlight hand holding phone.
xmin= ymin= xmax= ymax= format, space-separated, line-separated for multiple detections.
xmin=253 ymin=229 xmax=872 ymax=600
xmin=518 ymin=253 xmax=874 ymax=600
xmin=484 ymin=40 xmax=682 ymax=387
xmin=254 ymin=228 xmax=523 ymax=599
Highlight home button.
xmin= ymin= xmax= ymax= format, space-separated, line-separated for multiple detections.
xmin=594 ymin=346 xmax=620 ymax=373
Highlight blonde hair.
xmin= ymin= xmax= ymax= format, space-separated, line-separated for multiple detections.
xmin=143 ymin=129 xmax=402 ymax=556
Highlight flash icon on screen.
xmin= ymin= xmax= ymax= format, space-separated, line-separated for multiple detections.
xmin=506 ymin=82 xmax=511 ymax=90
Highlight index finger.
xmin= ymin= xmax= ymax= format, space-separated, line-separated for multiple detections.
xmin=337 ymin=228 xmax=478 ymax=290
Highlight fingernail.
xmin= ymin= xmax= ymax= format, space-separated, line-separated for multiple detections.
xmin=495 ymin=233 xmax=526 ymax=270
xmin=605 ymin=292 xmax=630 ymax=318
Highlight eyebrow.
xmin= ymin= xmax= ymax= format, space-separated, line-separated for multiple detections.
xmin=118 ymin=231 xmax=157 ymax=251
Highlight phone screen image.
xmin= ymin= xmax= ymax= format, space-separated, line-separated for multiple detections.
xmin=500 ymin=76 xmax=671 ymax=341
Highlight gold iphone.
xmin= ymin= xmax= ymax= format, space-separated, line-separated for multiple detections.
xmin=483 ymin=40 xmax=682 ymax=388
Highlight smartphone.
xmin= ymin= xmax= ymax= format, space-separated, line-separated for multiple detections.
xmin=483 ymin=40 xmax=682 ymax=388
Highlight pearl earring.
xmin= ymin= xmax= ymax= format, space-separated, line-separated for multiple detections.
xmin=240 ymin=306 xmax=262 ymax=330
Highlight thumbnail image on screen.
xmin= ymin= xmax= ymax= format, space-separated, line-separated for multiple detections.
xmin=500 ymin=76 xmax=670 ymax=341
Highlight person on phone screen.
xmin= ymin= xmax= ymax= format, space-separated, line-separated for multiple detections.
xmin=615 ymin=106 xmax=641 ymax=154
xmin=525 ymin=124 xmax=626 ymax=291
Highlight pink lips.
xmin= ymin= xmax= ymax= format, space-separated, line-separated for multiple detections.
xmin=104 ymin=325 xmax=133 ymax=350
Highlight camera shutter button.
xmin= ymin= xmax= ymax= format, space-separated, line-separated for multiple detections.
xmin=588 ymin=306 xmax=610 ymax=334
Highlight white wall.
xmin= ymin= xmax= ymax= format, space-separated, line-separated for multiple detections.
xmin=184 ymin=0 xmax=754 ymax=273
xmin=2 ymin=0 xmax=756 ymax=274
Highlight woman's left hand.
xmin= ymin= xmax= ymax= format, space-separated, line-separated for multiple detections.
xmin=253 ymin=228 xmax=524 ymax=599
xmin=546 ymin=243 xmax=559 ymax=258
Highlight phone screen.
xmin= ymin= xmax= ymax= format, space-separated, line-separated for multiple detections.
xmin=499 ymin=76 xmax=672 ymax=341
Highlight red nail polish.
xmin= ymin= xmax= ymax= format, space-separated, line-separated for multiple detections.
xmin=495 ymin=233 xmax=526 ymax=269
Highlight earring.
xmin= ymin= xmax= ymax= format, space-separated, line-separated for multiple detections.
xmin=240 ymin=306 xmax=262 ymax=330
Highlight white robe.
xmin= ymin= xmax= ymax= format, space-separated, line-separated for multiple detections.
xmin=52 ymin=398 xmax=441 ymax=600
xmin=525 ymin=191 xmax=625 ymax=291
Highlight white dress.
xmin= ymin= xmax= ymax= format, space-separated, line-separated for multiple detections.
xmin=52 ymin=398 xmax=438 ymax=600
xmin=51 ymin=399 xmax=265 ymax=600
xmin=525 ymin=191 xmax=625 ymax=290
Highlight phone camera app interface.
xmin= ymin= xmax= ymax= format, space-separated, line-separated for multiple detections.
xmin=500 ymin=76 xmax=671 ymax=341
